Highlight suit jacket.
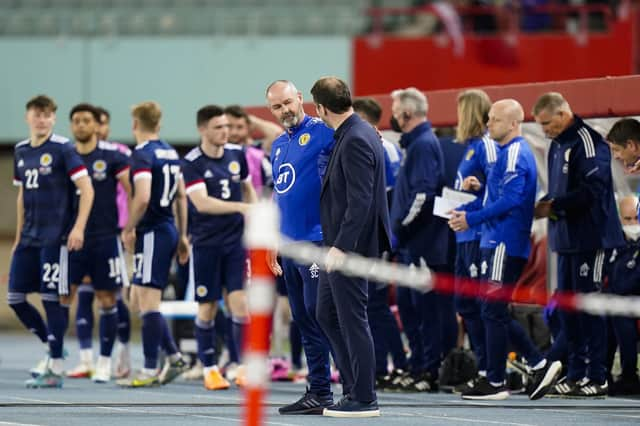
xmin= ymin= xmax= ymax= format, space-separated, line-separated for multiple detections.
xmin=320 ymin=113 xmax=391 ymax=258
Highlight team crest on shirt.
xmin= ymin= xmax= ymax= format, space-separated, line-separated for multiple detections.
xmin=228 ymin=161 xmax=241 ymax=175
xmin=39 ymin=153 xmax=53 ymax=175
xmin=92 ymin=160 xmax=107 ymax=181
xmin=309 ymin=263 xmax=319 ymax=279
xmin=298 ymin=133 xmax=311 ymax=146
xmin=466 ymin=149 xmax=475 ymax=161
xmin=469 ymin=263 xmax=478 ymax=278
xmin=196 ymin=285 xmax=208 ymax=298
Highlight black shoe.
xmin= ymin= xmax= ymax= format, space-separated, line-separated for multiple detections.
xmin=568 ymin=380 xmax=608 ymax=399
xmin=454 ymin=376 xmax=482 ymax=395
xmin=610 ymin=375 xmax=640 ymax=396
xmin=547 ymin=377 xmax=582 ymax=398
xmin=461 ymin=376 xmax=509 ymax=400
xmin=323 ymin=396 xmax=380 ymax=418
xmin=278 ymin=388 xmax=333 ymax=415
xmin=528 ymin=360 xmax=562 ymax=400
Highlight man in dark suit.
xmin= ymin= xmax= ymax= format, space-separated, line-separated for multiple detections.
xmin=310 ymin=76 xmax=390 ymax=418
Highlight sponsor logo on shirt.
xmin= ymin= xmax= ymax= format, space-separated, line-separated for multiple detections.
xmin=466 ymin=149 xmax=474 ymax=161
xmin=274 ymin=163 xmax=296 ymax=194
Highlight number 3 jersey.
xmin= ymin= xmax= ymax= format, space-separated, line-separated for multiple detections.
xmin=13 ymin=133 xmax=88 ymax=247
xmin=182 ymin=144 xmax=249 ymax=247
xmin=130 ymin=139 xmax=181 ymax=233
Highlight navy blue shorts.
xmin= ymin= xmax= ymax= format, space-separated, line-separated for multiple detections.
xmin=132 ymin=222 xmax=177 ymax=289
xmin=9 ymin=243 xmax=70 ymax=296
xmin=69 ymin=235 xmax=128 ymax=291
xmin=190 ymin=243 xmax=246 ymax=302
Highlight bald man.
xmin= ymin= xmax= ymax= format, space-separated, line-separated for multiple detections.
xmin=449 ymin=99 xmax=561 ymax=400
xmin=532 ymin=92 xmax=624 ymax=398
xmin=607 ymin=195 xmax=640 ymax=395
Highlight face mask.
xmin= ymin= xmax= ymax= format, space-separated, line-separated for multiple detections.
xmin=390 ymin=116 xmax=402 ymax=133
xmin=623 ymin=224 xmax=640 ymax=241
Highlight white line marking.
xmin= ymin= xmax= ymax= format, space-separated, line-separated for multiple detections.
xmin=0 ymin=422 xmax=44 ymax=426
xmin=385 ymin=410 xmax=536 ymax=426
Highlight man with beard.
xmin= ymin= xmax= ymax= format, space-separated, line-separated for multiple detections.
xmin=266 ymin=80 xmax=335 ymax=415
xmin=224 ymin=105 xmax=281 ymax=197
xmin=67 ymin=103 xmax=132 ymax=383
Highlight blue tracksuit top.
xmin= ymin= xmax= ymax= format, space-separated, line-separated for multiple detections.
xmin=454 ymin=133 xmax=498 ymax=243
xmin=546 ymin=115 xmax=625 ymax=254
xmin=463 ymin=136 xmax=537 ymax=259
xmin=271 ymin=115 xmax=334 ymax=242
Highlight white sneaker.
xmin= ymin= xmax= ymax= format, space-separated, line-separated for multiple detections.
xmin=92 ymin=357 xmax=111 ymax=383
xmin=67 ymin=362 xmax=93 ymax=379
xmin=114 ymin=344 xmax=131 ymax=379
xmin=182 ymin=360 xmax=204 ymax=381
xmin=30 ymin=355 xmax=49 ymax=378
xmin=224 ymin=362 xmax=239 ymax=382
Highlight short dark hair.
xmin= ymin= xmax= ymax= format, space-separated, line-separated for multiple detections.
xmin=310 ymin=77 xmax=352 ymax=114
xmin=197 ymin=105 xmax=225 ymax=127
xmin=26 ymin=94 xmax=57 ymax=112
xmin=94 ymin=106 xmax=110 ymax=122
xmin=69 ymin=103 xmax=101 ymax=122
xmin=607 ymin=118 xmax=640 ymax=146
xmin=352 ymin=97 xmax=382 ymax=125
xmin=224 ymin=105 xmax=250 ymax=124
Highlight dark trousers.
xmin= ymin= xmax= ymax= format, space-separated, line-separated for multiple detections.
xmin=317 ymin=270 xmax=376 ymax=402
xmin=480 ymin=247 xmax=528 ymax=384
xmin=396 ymin=286 xmax=424 ymax=373
xmin=282 ymin=256 xmax=332 ymax=395
xmin=557 ymin=251 xmax=607 ymax=384
xmin=367 ymin=283 xmax=407 ymax=376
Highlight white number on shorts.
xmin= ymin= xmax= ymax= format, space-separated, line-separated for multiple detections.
xmin=220 ymin=179 xmax=230 ymax=199
xmin=25 ymin=169 xmax=39 ymax=189
xmin=108 ymin=257 xmax=121 ymax=279
xmin=160 ymin=164 xmax=180 ymax=207
xmin=133 ymin=253 xmax=144 ymax=279
xmin=42 ymin=262 xmax=60 ymax=283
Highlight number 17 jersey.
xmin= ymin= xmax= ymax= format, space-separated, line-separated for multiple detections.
xmin=182 ymin=144 xmax=249 ymax=247
xmin=130 ymin=139 xmax=181 ymax=233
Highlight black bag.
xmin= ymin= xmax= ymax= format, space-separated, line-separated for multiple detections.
xmin=439 ymin=348 xmax=478 ymax=390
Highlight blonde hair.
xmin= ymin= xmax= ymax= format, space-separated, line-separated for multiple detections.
xmin=456 ymin=89 xmax=491 ymax=142
xmin=131 ymin=101 xmax=162 ymax=132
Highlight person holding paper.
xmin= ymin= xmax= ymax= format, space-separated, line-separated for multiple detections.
xmin=448 ymin=99 xmax=561 ymax=400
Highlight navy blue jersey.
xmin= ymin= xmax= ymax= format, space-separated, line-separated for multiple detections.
xmin=78 ymin=141 xmax=130 ymax=241
xmin=130 ymin=139 xmax=181 ymax=233
xmin=454 ymin=134 xmax=498 ymax=243
xmin=13 ymin=134 xmax=88 ymax=247
xmin=546 ymin=116 xmax=625 ymax=253
xmin=182 ymin=144 xmax=249 ymax=247
xmin=271 ymin=115 xmax=334 ymax=242
xmin=464 ymin=136 xmax=537 ymax=259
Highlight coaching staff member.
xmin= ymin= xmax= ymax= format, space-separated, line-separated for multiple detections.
xmin=311 ymin=76 xmax=390 ymax=418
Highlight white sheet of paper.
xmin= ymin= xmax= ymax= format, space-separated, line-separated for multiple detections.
xmin=442 ymin=187 xmax=477 ymax=205
xmin=433 ymin=196 xmax=459 ymax=219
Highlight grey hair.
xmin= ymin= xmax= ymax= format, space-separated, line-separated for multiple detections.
xmin=391 ymin=87 xmax=428 ymax=117
xmin=266 ymin=80 xmax=299 ymax=97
